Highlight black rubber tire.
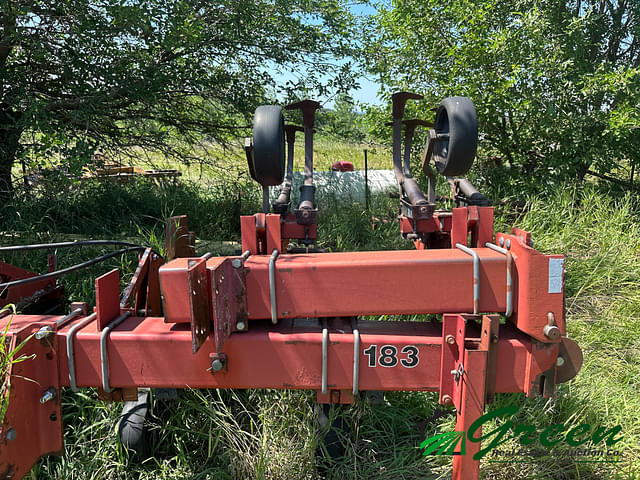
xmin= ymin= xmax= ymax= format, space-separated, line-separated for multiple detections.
xmin=433 ymin=97 xmax=478 ymax=177
xmin=118 ymin=390 xmax=150 ymax=457
xmin=316 ymin=403 xmax=349 ymax=464
xmin=252 ymin=105 xmax=285 ymax=186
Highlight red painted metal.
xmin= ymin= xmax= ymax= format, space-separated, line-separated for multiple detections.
xmin=242 ymin=213 xmax=318 ymax=255
xmin=331 ymin=161 xmax=354 ymax=172
xmin=452 ymin=346 xmax=487 ymax=479
xmin=0 ymin=316 xmax=551 ymax=393
xmin=496 ymin=230 xmax=565 ymax=344
xmin=240 ymin=248 xmax=508 ymax=319
xmin=95 ymin=269 xmax=120 ymax=331
xmin=0 ymin=206 xmax=578 ymax=480
xmin=0 ymin=262 xmax=63 ymax=311
xmin=0 ymin=318 xmax=62 ymax=480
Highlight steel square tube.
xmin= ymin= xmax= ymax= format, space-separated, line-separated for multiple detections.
xmin=239 ymin=248 xmax=508 ymax=319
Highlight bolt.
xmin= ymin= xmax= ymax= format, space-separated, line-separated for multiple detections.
xmin=556 ymin=356 xmax=565 ymax=367
xmin=231 ymin=258 xmax=243 ymax=269
xmin=236 ymin=321 xmax=246 ymax=331
xmin=441 ymin=394 xmax=453 ymax=406
xmin=506 ymin=239 xmax=511 ymax=249
xmin=445 ymin=334 xmax=456 ymax=345
xmin=211 ymin=358 xmax=225 ymax=372
xmin=40 ymin=387 xmax=56 ymax=404
xmin=5 ymin=428 xmax=16 ymax=441
xmin=35 ymin=326 xmax=54 ymax=340
xmin=543 ymin=324 xmax=561 ymax=341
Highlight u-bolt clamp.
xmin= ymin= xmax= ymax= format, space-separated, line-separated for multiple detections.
xmin=456 ymin=243 xmax=480 ymax=315
xmin=269 ymin=249 xmax=279 ymax=324
xmin=100 ymin=311 xmax=132 ymax=393
xmin=351 ymin=318 xmax=360 ymax=396
xmin=485 ymin=242 xmax=513 ymax=318
xmin=321 ymin=318 xmax=328 ymax=395
xmin=66 ymin=313 xmax=97 ymax=392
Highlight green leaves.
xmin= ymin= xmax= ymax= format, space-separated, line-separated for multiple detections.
xmin=0 ymin=0 xmax=360 ymax=198
xmin=365 ymin=0 xmax=640 ymax=193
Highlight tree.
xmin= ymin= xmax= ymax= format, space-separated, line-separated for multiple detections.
xmin=0 ymin=0 xmax=358 ymax=199
xmin=316 ymin=93 xmax=367 ymax=141
xmin=364 ymin=0 xmax=640 ymax=192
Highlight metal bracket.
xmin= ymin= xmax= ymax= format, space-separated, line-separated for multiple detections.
xmin=211 ymin=257 xmax=248 ymax=353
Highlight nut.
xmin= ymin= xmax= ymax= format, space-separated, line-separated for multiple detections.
xmin=211 ymin=358 xmax=225 ymax=372
xmin=441 ymin=394 xmax=453 ymax=406
xmin=40 ymin=387 xmax=56 ymax=404
xmin=35 ymin=326 xmax=54 ymax=340
xmin=231 ymin=258 xmax=243 ymax=269
xmin=445 ymin=334 xmax=456 ymax=345
xmin=543 ymin=324 xmax=561 ymax=341
xmin=236 ymin=321 xmax=246 ymax=331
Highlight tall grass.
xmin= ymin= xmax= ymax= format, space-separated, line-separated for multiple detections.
xmin=2 ymin=169 xmax=639 ymax=479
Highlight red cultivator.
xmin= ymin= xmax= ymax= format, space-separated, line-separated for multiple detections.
xmin=0 ymin=93 xmax=582 ymax=480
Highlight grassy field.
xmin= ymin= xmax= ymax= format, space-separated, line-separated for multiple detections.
xmin=1 ymin=143 xmax=639 ymax=479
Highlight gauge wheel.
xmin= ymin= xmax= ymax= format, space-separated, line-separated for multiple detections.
xmin=433 ymin=97 xmax=478 ymax=177
xmin=252 ymin=105 xmax=286 ymax=186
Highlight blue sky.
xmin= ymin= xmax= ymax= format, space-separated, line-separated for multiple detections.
xmin=270 ymin=2 xmax=384 ymax=108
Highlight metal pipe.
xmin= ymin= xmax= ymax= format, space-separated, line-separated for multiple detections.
xmin=0 ymin=239 xmax=149 ymax=253
xmin=304 ymin=126 xmax=313 ymax=186
xmin=0 ymin=247 xmax=147 ymax=290
xmin=392 ymin=118 xmax=404 ymax=186
xmin=403 ymin=126 xmax=413 ymax=178
xmin=100 ymin=311 xmax=132 ymax=393
xmin=262 ymin=186 xmax=269 ymax=214
xmin=269 ymin=249 xmax=279 ymax=324
xmin=55 ymin=308 xmax=83 ymax=328
xmin=364 ymin=149 xmax=369 ymax=211
xmin=352 ymin=319 xmax=360 ymax=396
xmin=66 ymin=313 xmax=97 ymax=392
xmin=321 ymin=319 xmax=328 ymax=395
xmin=456 ymin=243 xmax=479 ymax=314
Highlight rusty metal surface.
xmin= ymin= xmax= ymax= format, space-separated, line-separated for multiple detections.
xmin=479 ymin=315 xmax=500 ymax=403
xmin=556 ymin=337 xmax=583 ymax=384
xmin=211 ymin=258 xmax=247 ymax=353
xmin=0 ymin=320 xmax=62 ymax=479
xmin=0 ymin=261 xmax=63 ymax=312
xmin=165 ymin=215 xmax=195 ymax=260
xmin=187 ymin=258 xmax=210 ymax=353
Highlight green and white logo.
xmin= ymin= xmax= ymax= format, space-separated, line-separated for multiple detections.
xmin=420 ymin=405 xmax=623 ymax=462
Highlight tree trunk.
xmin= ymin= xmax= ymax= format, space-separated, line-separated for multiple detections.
xmin=0 ymin=104 xmax=23 ymax=203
